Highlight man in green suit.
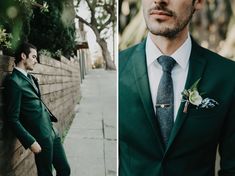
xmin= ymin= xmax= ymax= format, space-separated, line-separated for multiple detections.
xmin=4 ymin=42 xmax=70 ymax=176
xmin=119 ymin=0 xmax=235 ymax=175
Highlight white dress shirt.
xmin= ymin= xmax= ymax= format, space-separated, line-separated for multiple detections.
xmin=146 ymin=33 xmax=192 ymax=121
xmin=15 ymin=67 xmax=39 ymax=93
xmin=15 ymin=67 xmax=28 ymax=77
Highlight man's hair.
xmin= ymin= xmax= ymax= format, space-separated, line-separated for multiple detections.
xmin=15 ymin=42 xmax=37 ymax=64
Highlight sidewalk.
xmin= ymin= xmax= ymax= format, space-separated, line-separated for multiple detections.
xmin=63 ymin=69 xmax=117 ymax=176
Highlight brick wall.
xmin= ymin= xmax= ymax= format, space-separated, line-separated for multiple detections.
xmin=0 ymin=55 xmax=81 ymax=176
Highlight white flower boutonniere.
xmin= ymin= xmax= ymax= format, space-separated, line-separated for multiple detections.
xmin=188 ymin=89 xmax=203 ymax=106
xmin=35 ymin=77 xmax=40 ymax=83
xmin=181 ymin=79 xmax=219 ymax=113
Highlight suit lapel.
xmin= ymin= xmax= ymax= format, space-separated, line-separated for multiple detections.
xmin=131 ymin=40 xmax=165 ymax=152
xmin=13 ymin=69 xmax=57 ymax=122
xmin=13 ymin=69 xmax=40 ymax=96
xmin=31 ymin=75 xmax=41 ymax=97
xmin=165 ymin=39 xmax=207 ymax=154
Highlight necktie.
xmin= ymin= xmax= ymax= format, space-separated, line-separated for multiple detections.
xmin=27 ymin=74 xmax=39 ymax=93
xmin=156 ymin=55 xmax=176 ymax=147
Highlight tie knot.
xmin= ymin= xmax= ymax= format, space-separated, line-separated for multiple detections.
xmin=157 ymin=55 xmax=176 ymax=73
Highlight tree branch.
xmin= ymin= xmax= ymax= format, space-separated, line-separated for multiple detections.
xmin=76 ymin=15 xmax=92 ymax=28
xmin=84 ymin=0 xmax=97 ymax=27
xmin=84 ymin=0 xmax=94 ymax=15
xmin=98 ymin=16 xmax=112 ymax=32
xmin=76 ymin=14 xmax=100 ymax=38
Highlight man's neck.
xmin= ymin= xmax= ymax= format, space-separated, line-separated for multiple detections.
xmin=16 ymin=63 xmax=27 ymax=72
xmin=15 ymin=66 xmax=28 ymax=77
xmin=149 ymin=28 xmax=189 ymax=55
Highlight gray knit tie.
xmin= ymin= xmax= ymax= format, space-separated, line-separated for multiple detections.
xmin=156 ymin=55 xmax=176 ymax=147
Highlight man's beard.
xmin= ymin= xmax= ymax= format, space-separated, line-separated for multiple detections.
xmin=147 ymin=4 xmax=195 ymax=39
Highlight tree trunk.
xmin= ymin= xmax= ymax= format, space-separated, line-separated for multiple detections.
xmin=91 ymin=26 xmax=116 ymax=70
xmin=98 ymin=38 xmax=116 ymax=70
xmin=76 ymin=14 xmax=116 ymax=70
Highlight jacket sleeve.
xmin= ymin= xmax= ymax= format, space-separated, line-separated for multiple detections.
xmin=5 ymin=78 xmax=36 ymax=149
xmin=218 ymin=90 xmax=235 ymax=176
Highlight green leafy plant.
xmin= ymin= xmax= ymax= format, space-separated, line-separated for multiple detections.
xmin=0 ymin=0 xmax=49 ymax=55
xmin=0 ymin=27 xmax=12 ymax=49
xmin=38 ymin=49 xmax=52 ymax=57
xmin=17 ymin=0 xmax=49 ymax=12
xmin=29 ymin=0 xmax=76 ymax=58
xmin=54 ymin=49 xmax=62 ymax=59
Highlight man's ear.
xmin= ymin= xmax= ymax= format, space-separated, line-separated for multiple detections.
xmin=194 ymin=0 xmax=204 ymax=11
xmin=21 ymin=52 xmax=27 ymax=61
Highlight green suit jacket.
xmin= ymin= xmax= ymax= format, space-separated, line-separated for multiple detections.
xmin=119 ymin=39 xmax=235 ymax=176
xmin=4 ymin=68 xmax=57 ymax=149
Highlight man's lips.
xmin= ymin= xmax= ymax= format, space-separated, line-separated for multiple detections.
xmin=150 ymin=10 xmax=172 ymax=17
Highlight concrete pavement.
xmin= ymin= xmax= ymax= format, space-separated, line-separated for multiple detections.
xmin=63 ymin=69 xmax=117 ymax=176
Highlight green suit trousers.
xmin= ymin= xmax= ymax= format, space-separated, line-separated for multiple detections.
xmin=35 ymin=128 xmax=70 ymax=176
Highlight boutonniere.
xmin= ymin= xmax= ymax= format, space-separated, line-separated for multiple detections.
xmin=35 ymin=77 xmax=40 ymax=83
xmin=181 ymin=79 xmax=219 ymax=113
xmin=32 ymin=75 xmax=40 ymax=83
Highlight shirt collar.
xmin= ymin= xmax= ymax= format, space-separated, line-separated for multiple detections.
xmin=146 ymin=33 xmax=192 ymax=70
xmin=15 ymin=67 xmax=28 ymax=77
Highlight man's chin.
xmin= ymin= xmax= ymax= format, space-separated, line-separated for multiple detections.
xmin=27 ymin=68 xmax=34 ymax=71
xmin=149 ymin=27 xmax=180 ymax=39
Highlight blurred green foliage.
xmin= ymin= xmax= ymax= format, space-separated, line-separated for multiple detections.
xmin=0 ymin=0 xmax=33 ymax=53
xmin=0 ymin=0 xmax=76 ymax=58
xmin=29 ymin=0 xmax=76 ymax=59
